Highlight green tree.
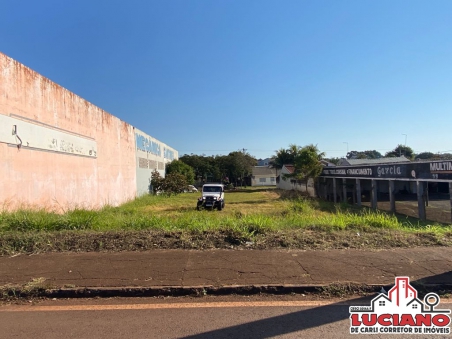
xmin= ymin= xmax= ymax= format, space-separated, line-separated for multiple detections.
xmin=223 ymin=151 xmax=257 ymax=186
xmin=414 ymin=152 xmax=452 ymax=161
xmin=180 ymin=151 xmax=257 ymax=186
xmin=270 ymin=148 xmax=294 ymax=170
xmin=162 ymin=173 xmax=188 ymax=196
xmin=363 ymin=150 xmax=382 ymax=159
xmin=385 ymin=145 xmax=414 ymax=159
xmin=284 ymin=144 xmax=325 ymax=191
xmin=166 ymin=160 xmax=195 ymax=184
xmin=214 ymin=155 xmax=230 ymax=182
xmin=415 ymin=152 xmax=436 ymax=160
xmin=179 ymin=154 xmax=226 ymax=182
xmin=150 ymin=170 xmax=188 ymax=196
xmin=441 ymin=153 xmax=452 ymax=160
xmin=179 ymin=154 xmax=212 ymax=181
xmin=287 ymin=144 xmax=302 ymax=157
xmin=150 ymin=169 xmax=164 ymax=194
xmin=346 ymin=150 xmax=382 ymax=159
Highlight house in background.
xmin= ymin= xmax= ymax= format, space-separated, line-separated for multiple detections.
xmin=276 ymin=164 xmax=315 ymax=197
xmin=257 ymin=158 xmax=274 ymax=166
xmin=321 ymin=159 xmax=336 ymax=167
xmin=276 ymin=165 xmax=295 ymax=190
xmin=251 ymin=166 xmax=277 ymax=186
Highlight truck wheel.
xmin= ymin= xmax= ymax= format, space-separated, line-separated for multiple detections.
xmin=218 ymin=203 xmax=223 ymax=211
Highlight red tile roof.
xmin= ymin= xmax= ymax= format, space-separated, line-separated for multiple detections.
xmin=284 ymin=165 xmax=294 ymax=173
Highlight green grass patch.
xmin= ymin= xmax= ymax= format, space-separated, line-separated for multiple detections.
xmin=1 ymin=187 xmax=451 ymax=254
xmin=1 ymin=188 xmax=450 ymax=233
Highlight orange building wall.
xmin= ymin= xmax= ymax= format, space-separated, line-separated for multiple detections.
xmin=0 ymin=52 xmax=136 ymax=211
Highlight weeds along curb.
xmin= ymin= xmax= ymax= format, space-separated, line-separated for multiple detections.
xmin=2 ymin=283 xmax=452 ymax=300
xmin=1 ymin=229 xmax=452 ymax=255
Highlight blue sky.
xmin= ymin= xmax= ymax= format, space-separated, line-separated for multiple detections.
xmin=2 ymin=0 xmax=451 ymax=159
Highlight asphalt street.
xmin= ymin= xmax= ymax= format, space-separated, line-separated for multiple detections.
xmin=1 ymin=297 xmax=451 ymax=339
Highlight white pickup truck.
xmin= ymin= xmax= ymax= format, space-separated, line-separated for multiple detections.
xmin=196 ymin=184 xmax=225 ymax=210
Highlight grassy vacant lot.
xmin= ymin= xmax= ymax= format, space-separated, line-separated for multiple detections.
xmin=1 ymin=187 xmax=451 ymax=254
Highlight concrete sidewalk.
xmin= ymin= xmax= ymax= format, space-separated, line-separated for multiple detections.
xmin=1 ymin=248 xmax=452 ymax=291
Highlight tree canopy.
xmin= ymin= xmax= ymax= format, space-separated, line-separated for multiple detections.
xmin=414 ymin=152 xmax=452 ymax=160
xmin=150 ymin=170 xmax=188 ymax=196
xmin=165 ymin=160 xmax=195 ymax=184
xmin=179 ymin=151 xmax=256 ymax=185
xmin=346 ymin=150 xmax=382 ymax=159
xmin=277 ymin=144 xmax=325 ymax=190
xmin=269 ymin=144 xmax=301 ymax=169
xmin=415 ymin=152 xmax=437 ymax=160
xmin=385 ymin=145 xmax=414 ymax=159
xmin=178 ymin=154 xmax=215 ymax=181
xmin=224 ymin=151 xmax=256 ymax=183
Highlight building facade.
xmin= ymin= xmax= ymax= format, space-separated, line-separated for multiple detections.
xmin=251 ymin=166 xmax=277 ymax=186
xmin=0 ymin=52 xmax=177 ymax=210
xmin=276 ymin=165 xmax=315 ymax=196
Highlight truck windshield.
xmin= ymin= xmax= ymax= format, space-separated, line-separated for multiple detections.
xmin=203 ymin=186 xmax=222 ymax=193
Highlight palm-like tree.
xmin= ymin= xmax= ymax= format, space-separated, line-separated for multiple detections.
xmin=293 ymin=144 xmax=325 ymax=191
xmin=270 ymin=148 xmax=293 ymax=169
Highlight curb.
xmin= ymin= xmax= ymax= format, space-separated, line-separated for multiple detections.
xmin=3 ymin=283 xmax=452 ymax=300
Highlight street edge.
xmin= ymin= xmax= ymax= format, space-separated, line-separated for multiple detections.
xmin=2 ymin=283 xmax=452 ymax=300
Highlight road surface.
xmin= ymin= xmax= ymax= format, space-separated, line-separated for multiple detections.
xmin=1 ymin=296 xmax=451 ymax=338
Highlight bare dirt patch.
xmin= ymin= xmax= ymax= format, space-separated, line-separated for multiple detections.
xmin=1 ymin=228 xmax=452 ymax=256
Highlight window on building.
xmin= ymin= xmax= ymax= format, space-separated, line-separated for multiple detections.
xmin=270 ymin=177 xmax=275 ymax=182
xmin=379 ymin=301 xmax=385 ymax=306
xmin=259 ymin=178 xmax=266 ymax=183
xmin=412 ymin=304 xmax=418 ymax=309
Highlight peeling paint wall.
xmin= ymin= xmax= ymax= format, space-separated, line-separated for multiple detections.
xmin=0 ymin=52 xmax=138 ymax=210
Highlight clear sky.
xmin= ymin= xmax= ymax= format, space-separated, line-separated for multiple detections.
xmin=1 ymin=0 xmax=451 ymax=159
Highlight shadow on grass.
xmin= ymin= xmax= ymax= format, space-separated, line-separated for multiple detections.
xmin=182 ymin=273 xmax=452 ymax=339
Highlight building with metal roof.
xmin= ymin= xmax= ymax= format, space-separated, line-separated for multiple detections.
xmin=338 ymin=156 xmax=410 ymax=166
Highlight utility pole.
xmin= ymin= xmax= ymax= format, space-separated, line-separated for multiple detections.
xmin=402 ymin=134 xmax=407 ymax=157
xmin=242 ymin=148 xmax=247 ymax=187
xmin=343 ymin=142 xmax=348 ymax=156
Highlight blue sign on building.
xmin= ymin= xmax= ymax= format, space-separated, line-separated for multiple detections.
xmin=136 ymin=134 xmax=161 ymax=156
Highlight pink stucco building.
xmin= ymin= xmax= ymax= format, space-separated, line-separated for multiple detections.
xmin=0 ymin=52 xmax=177 ymax=211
